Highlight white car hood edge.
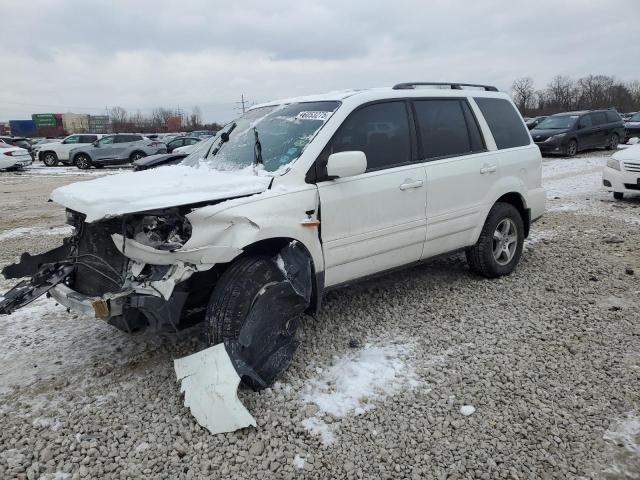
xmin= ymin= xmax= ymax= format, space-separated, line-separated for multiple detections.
xmin=50 ymin=165 xmax=272 ymax=222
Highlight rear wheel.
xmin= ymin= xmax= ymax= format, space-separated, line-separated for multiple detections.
xmin=130 ymin=151 xmax=145 ymax=162
xmin=42 ymin=152 xmax=58 ymax=167
xmin=613 ymin=192 xmax=624 ymax=200
xmin=565 ymin=140 xmax=578 ymax=157
xmin=606 ymin=133 xmax=619 ymax=150
xmin=75 ymin=154 xmax=92 ymax=170
xmin=466 ymin=202 xmax=524 ymax=278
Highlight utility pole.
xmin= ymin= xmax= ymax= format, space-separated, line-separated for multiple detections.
xmin=236 ymin=94 xmax=247 ymax=114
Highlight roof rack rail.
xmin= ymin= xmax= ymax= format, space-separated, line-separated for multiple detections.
xmin=392 ymin=82 xmax=499 ymax=92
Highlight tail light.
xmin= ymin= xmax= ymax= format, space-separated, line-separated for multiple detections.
xmin=147 ymin=141 xmax=163 ymax=147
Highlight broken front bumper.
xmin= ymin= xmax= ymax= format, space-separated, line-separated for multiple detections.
xmin=48 ymin=284 xmax=132 ymax=318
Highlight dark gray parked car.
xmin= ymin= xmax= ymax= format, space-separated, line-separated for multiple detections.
xmin=69 ymin=134 xmax=167 ymax=169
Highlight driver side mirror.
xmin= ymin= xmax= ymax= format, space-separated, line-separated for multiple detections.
xmin=326 ymin=151 xmax=367 ymax=179
xmin=92 ymin=140 xmax=99 ymax=146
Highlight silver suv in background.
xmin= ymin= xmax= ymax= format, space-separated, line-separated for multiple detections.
xmin=69 ymin=134 xmax=167 ymax=169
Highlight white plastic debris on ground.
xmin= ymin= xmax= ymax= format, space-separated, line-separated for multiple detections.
xmin=174 ymin=343 xmax=256 ymax=435
xmin=50 ymin=165 xmax=271 ymax=222
xmin=300 ymin=341 xmax=421 ymax=445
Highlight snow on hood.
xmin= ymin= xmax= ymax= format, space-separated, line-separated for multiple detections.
xmin=613 ymin=144 xmax=640 ymax=162
xmin=50 ymin=165 xmax=271 ymax=222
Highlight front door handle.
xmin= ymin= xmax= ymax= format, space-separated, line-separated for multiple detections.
xmin=480 ymin=164 xmax=497 ymax=174
xmin=399 ymin=179 xmax=424 ymax=190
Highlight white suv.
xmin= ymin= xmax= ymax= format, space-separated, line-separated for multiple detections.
xmin=1 ymin=82 xmax=545 ymax=387
xmin=34 ymin=133 xmax=103 ymax=166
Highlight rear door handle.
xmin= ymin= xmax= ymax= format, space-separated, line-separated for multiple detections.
xmin=399 ymin=179 xmax=424 ymax=190
xmin=480 ymin=164 xmax=497 ymax=174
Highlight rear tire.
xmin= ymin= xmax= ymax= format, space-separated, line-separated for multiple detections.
xmin=75 ymin=154 xmax=92 ymax=170
xmin=466 ymin=202 xmax=525 ymax=278
xmin=42 ymin=152 xmax=58 ymax=167
xmin=130 ymin=151 xmax=145 ymax=162
xmin=613 ymin=192 xmax=624 ymax=200
xmin=606 ymin=133 xmax=619 ymax=150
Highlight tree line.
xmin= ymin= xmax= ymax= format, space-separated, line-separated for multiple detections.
xmin=511 ymin=75 xmax=640 ymax=117
xmin=108 ymin=106 xmax=223 ymax=133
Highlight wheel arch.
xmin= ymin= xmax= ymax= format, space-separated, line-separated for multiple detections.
xmin=494 ymin=192 xmax=530 ymax=237
xmin=241 ymin=236 xmax=323 ymax=315
xmin=72 ymin=151 xmax=91 ymax=163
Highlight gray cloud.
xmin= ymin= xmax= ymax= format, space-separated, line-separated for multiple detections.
xmin=1 ymin=0 xmax=639 ymax=122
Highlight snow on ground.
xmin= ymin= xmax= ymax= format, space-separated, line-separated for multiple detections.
xmin=0 ymin=291 xmax=164 ymax=395
xmin=292 ymin=454 xmax=305 ymax=469
xmin=602 ymin=412 xmax=640 ymax=479
xmin=299 ymin=340 xmax=425 ymax=445
xmin=542 ymin=150 xmax=640 ymax=223
xmin=15 ymin=164 xmax=126 ymax=177
xmin=0 ymin=225 xmax=72 ymax=241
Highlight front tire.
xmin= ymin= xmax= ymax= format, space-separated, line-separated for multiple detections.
xmin=565 ymin=140 xmax=578 ymax=157
xmin=42 ymin=152 xmax=58 ymax=167
xmin=466 ymin=202 xmax=525 ymax=278
xmin=613 ymin=192 xmax=624 ymax=200
xmin=75 ymin=154 xmax=92 ymax=170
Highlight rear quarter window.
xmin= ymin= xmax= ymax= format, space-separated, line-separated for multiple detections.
xmin=474 ymin=97 xmax=530 ymax=149
xmin=591 ymin=112 xmax=607 ymax=125
xmin=606 ymin=111 xmax=621 ymax=123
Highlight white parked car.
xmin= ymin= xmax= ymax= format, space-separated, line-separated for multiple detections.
xmin=603 ymin=143 xmax=640 ymax=199
xmin=34 ymin=133 xmax=103 ymax=166
xmin=0 ymin=144 xmax=33 ymax=170
xmin=1 ymin=82 xmax=545 ymax=387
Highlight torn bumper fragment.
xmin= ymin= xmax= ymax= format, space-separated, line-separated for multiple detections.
xmin=174 ymin=344 xmax=257 ymax=435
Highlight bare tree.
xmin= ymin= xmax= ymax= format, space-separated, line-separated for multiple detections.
xmin=108 ymin=106 xmax=128 ymax=133
xmin=512 ymin=77 xmax=535 ymax=116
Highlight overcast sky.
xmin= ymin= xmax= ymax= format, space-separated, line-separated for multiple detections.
xmin=2 ymin=0 xmax=639 ymax=123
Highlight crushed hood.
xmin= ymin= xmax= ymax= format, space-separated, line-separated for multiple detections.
xmin=50 ymin=165 xmax=271 ymax=222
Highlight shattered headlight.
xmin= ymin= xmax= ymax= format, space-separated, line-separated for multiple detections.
xmin=132 ymin=214 xmax=192 ymax=251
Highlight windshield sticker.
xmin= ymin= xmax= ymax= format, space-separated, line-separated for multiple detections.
xmin=296 ymin=111 xmax=332 ymax=121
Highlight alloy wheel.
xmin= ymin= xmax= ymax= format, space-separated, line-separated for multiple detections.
xmin=492 ymin=218 xmax=518 ymax=266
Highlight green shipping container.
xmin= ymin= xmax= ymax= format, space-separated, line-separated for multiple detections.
xmin=32 ymin=113 xmax=57 ymax=127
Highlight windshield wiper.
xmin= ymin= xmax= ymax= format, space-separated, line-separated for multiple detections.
xmin=210 ymin=122 xmax=236 ymax=157
xmin=253 ymin=127 xmax=263 ymax=167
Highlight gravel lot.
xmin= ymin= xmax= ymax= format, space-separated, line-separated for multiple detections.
xmin=0 ymin=152 xmax=639 ymax=479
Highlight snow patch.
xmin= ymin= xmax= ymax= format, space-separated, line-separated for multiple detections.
xmin=300 ymin=341 xmax=423 ymax=445
xmin=0 ymin=225 xmax=72 ymax=241
xmin=293 ymin=454 xmax=306 ymax=469
xmin=602 ymin=412 xmax=640 ymax=478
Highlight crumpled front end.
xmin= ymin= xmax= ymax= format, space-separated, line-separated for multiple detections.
xmin=0 ymin=208 xmax=237 ymax=333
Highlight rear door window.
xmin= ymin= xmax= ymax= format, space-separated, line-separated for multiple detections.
xmin=327 ymin=101 xmax=411 ymax=171
xmin=413 ymin=99 xmax=484 ymax=159
xmin=590 ymin=112 xmax=607 ymax=126
xmin=79 ymin=135 xmax=97 ymax=143
xmin=473 ymin=97 xmax=530 ymax=149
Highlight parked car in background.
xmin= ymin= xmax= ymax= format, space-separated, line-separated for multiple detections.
xmin=69 ymin=134 xmax=167 ymax=169
xmin=602 ymin=143 xmax=640 ymax=199
xmin=621 ymin=112 xmax=637 ymax=121
xmin=133 ymin=152 xmax=189 ymax=171
xmin=34 ymin=134 xmax=103 ymax=166
xmin=0 ymin=143 xmax=33 ymax=170
xmin=531 ymin=109 xmax=625 ymax=156
xmin=166 ymin=136 xmax=202 ymax=153
xmin=624 ymin=112 xmax=640 ymax=141
xmin=525 ymin=116 xmax=547 ymax=130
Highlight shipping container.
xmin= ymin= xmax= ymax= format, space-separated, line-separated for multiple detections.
xmin=62 ymin=113 xmax=89 ymax=133
xmin=36 ymin=126 xmax=65 ymax=138
xmin=32 ymin=113 xmax=57 ymax=127
xmin=9 ymin=120 xmax=37 ymax=137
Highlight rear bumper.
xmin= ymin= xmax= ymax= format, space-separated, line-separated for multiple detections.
xmin=528 ymin=187 xmax=546 ymax=221
xmin=602 ymin=166 xmax=640 ymax=194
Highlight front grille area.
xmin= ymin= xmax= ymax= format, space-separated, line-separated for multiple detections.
xmin=72 ymin=219 xmax=128 ymax=297
xmin=623 ymin=162 xmax=640 ymax=173
xmin=624 ymin=183 xmax=640 ymax=191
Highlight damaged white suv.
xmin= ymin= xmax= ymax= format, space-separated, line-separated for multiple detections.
xmin=1 ymin=82 xmax=545 ymax=388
